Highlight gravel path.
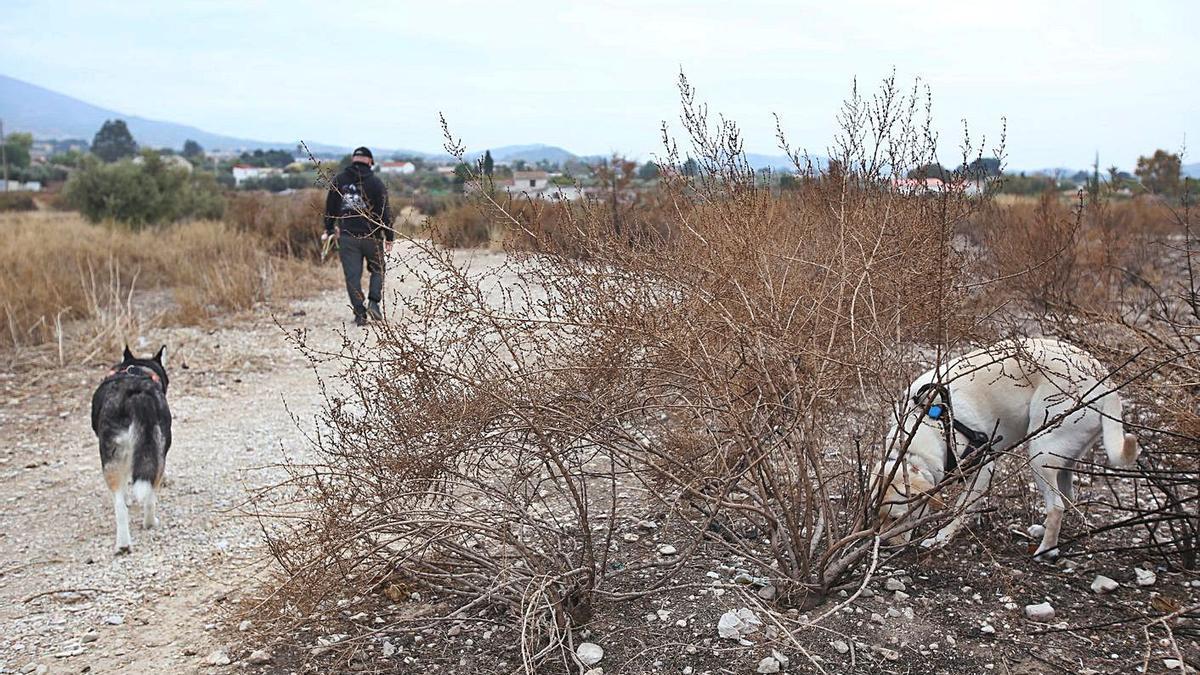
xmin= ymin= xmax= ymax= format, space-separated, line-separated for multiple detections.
xmin=0 ymin=246 xmax=507 ymax=674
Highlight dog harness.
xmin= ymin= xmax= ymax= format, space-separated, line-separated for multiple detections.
xmin=911 ymin=382 xmax=1000 ymax=473
xmin=103 ymin=364 xmax=163 ymax=389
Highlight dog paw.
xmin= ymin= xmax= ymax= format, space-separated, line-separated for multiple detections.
xmin=115 ymin=545 xmax=131 ymax=556
xmin=1032 ymin=548 xmax=1059 ymax=563
xmin=143 ymin=517 xmax=159 ymax=530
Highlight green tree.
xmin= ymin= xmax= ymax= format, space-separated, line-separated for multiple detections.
xmin=482 ymin=150 xmax=494 ymax=177
xmin=2 ymin=132 xmax=33 ymax=170
xmin=638 ymin=161 xmax=660 ymax=181
xmin=92 ymin=119 xmax=138 ymax=162
xmin=682 ymin=157 xmax=698 ymax=177
xmin=906 ymin=162 xmax=947 ymax=180
xmin=65 ymin=150 xmax=224 ymax=227
xmin=182 ymin=139 xmax=204 ymax=159
xmin=1135 ymin=149 xmax=1182 ymax=195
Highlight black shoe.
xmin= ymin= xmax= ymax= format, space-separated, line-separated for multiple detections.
xmin=367 ymin=301 xmax=383 ymax=321
xmin=354 ymin=313 xmax=368 ymax=327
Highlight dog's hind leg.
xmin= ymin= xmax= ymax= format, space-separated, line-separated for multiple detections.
xmin=1030 ymin=442 xmax=1069 ymax=561
xmin=136 ymin=481 xmax=158 ymax=529
xmin=112 ymin=488 xmax=132 ymax=553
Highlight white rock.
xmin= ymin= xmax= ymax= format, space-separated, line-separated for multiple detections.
xmin=1024 ymin=602 xmax=1055 ymax=622
xmin=717 ymin=608 xmax=762 ymax=641
xmin=238 ymin=620 xmax=252 ymax=632
xmin=884 ymin=578 xmax=906 ymax=592
xmin=873 ymin=646 xmax=900 ymax=661
xmin=584 ymin=669 xmax=604 ymax=675
xmin=980 ymin=624 xmax=996 ymax=635
xmin=247 ymin=649 xmax=272 ymax=665
xmin=1091 ymin=575 xmax=1119 ymax=594
xmin=577 ymin=642 xmax=604 ymax=666
xmin=622 ymin=533 xmax=640 ymax=543
xmin=1027 ymin=524 xmax=1046 ymax=538
xmin=1164 ymin=658 xmax=1184 ymax=670
xmin=382 ymin=641 xmax=396 ymax=657
xmin=894 ymin=591 xmax=910 ymax=601
xmin=103 ymin=615 xmax=124 ymax=626
xmin=757 ymin=585 xmax=776 ymax=601
xmin=832 ymin=639 xmax=850 ymax=654
xmin=657 ymin=544 xmax=677 ymax=556
xmin=637 ymin=519 xmax=658 ymax=530
xmin=206 ymin=649 xmax=231 ymax=666
xmin=772 ymin=650 xmax=789 ymax=667
xmin=1135 ymin=568 xmax=1156 ymax=587
xmin=756 ymin=656 xmax=781 ymax=673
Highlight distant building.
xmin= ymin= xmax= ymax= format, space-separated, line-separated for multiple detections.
xmin=511 ymin=170 xmax=549 ymax=191
xmin=378 ymin=161 xmax=416 ymax=175
xmin=232 ymin=165 xmax=282 ymax=186
xmin=3 ymin=180 xmax=41 ymax=192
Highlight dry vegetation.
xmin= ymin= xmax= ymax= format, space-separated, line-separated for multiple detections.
xmin=240 ymin=74 xmax=1199 ymax=674
xmin=0 ymin=201 xmax=325 ymax=361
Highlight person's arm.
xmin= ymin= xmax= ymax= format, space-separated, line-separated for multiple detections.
xmin=380 ymin=180 xmax=394 ymax=242
xmin=324 ymin=179 xmax=341 ymax=235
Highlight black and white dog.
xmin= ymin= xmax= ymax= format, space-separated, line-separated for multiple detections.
xmin=91 ymin=345 xmax=172 ymax=554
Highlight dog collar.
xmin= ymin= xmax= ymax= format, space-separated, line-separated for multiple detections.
xmin=104 ymin=365 xmax=162 ymax=387
xmin=912 ymin=382 xmax=1000 ymax=472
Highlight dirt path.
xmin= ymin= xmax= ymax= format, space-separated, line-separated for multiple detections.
xmin=0 ymin=246 xmax=507 ymax=674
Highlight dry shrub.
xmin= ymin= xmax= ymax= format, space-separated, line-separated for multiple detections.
xmin=0 ymin=192 xmax=37 ymax=212
xmin=226 ymin=189 xmax=327 ymax=259
xmin=255 ymin=74 xmax=1003 ymax=670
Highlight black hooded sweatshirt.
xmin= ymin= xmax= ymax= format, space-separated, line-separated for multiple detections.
xmin=324 ymin=162 xmax=394 ymax=240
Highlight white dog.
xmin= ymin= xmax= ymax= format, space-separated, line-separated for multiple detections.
xmin=875 ymin=338 xmax=1138 ymax=559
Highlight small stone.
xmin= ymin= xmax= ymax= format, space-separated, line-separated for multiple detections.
xmin=448 ymin=625 xmax=462 ymax=637
xmin=584 ymin=670 xmax=604 ymax=675
xmin=884 ymin=578 xmax=906 ymax=592
xmin=622 ymin=533 xmax=640 ymax=543
xmin=247 ymin=649 xmax=272 ymax=665
xmin=81 ymin=632 xmax=99 ymax=643
xmin=206 ymin=649 xmax=231 ymax=666
xmin=1024 ymin=602 xmax=1055 ymax=622
xmin=860 ymin=587 xmax=874 ymax=598
xmin=1091 ymin=575 xmax=1119 ymax=594
xmin=577 ymin=642 xmax=604 ymax=666
xmin=886 ymin=607 xmax=902 ymax=618
xmin=382 ymin=641 xmax=396 ymax=657
xmin=894 ymin=591 xmax=910 ymax=601
xmin=873 ymin=646 xmax=900 ymax=661
xmin=757 ymin=585 xmax=776 ymax=601
xmin=103 ymin=615 xmax=124 ymax=626
xmin=832 ymin=639 xmax=850 ymax=654
xmin=1028 ymin=524 xmax=1046 ymax=538
xmin=871 ymin=612 xmax=885 ymax=624
xmin=238 ymin=620 xmax=252 ymax=632
xmin=772 ymin=650 xmax=789 ymax=667
xmin=657 ymin=544 xmax=677 ymax=556
xmin=1135 ymin=568 xmax=1156 ymax=587
xmin=637 ymin=519 xmax=658 ymax=530
xmin=1164 ymin=658 xmax=1184 ymax=670
xmin=980 ymin=624 xmax=996 ymax=635
xmin=756 ymin=656 xmax=781 ymax=673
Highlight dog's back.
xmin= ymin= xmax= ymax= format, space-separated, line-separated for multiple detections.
xmin=92 ymin=346 xmax=171 ymax=553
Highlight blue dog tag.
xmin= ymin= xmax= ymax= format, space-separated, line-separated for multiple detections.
xmin=927 ymin=404 xmax=944 ymax=419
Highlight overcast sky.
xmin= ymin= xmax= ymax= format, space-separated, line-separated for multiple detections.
xmin=2 ymin=0 xmax=1196 ymax=170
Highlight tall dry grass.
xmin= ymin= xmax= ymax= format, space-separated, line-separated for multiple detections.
xmin=0 ymin=211 xmax=315 ymax=355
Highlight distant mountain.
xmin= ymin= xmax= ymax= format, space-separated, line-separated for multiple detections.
xmin=464 ymin=144 xmax=578 ymax=165
xmin=0 ymin=74 xmax=426 ymax=156
xmin=1184 ymin=162 xmax=1200 ymax=179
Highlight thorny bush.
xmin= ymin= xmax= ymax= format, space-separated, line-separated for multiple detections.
xmin=255 ymin=74 xmax=1034 ymax=671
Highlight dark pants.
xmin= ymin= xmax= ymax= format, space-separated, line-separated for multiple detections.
xmin=338 ymin=234 xmax=385 ymax=316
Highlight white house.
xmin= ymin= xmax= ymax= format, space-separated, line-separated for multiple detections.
xmin=378 ymin=161 xmax=416 ymax=175
xmin=232 ymin=165 xmax=283 ymax=186
xmin=511 ymin=170 xmax=549 ymax=191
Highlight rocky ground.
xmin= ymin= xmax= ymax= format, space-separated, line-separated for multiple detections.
xmin=1 ymin=244 xmax=1197 ymax=675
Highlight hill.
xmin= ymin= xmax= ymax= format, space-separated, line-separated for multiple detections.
xmin=0 ymin=74 xmax=408 ymax=156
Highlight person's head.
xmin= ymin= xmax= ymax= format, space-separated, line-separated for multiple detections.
xmin=352 ymin=146 xmax=374 ymax=166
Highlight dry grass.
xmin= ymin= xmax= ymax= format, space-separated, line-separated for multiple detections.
xmin=0 ymin=211 xmax=317 ymax=355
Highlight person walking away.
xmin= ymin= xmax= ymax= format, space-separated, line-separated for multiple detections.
xmin=324 ymin=146 xmax=394 ymax=325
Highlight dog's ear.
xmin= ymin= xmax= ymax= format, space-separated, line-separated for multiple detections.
xmin=154 ymin=345 xmax=167 ymax=367
xmin=123 ymin=344 xmax=134 ymax=362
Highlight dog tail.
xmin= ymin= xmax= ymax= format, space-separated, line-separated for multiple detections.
xmin=1101 ymin=390 xmax=1138 ymax=467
